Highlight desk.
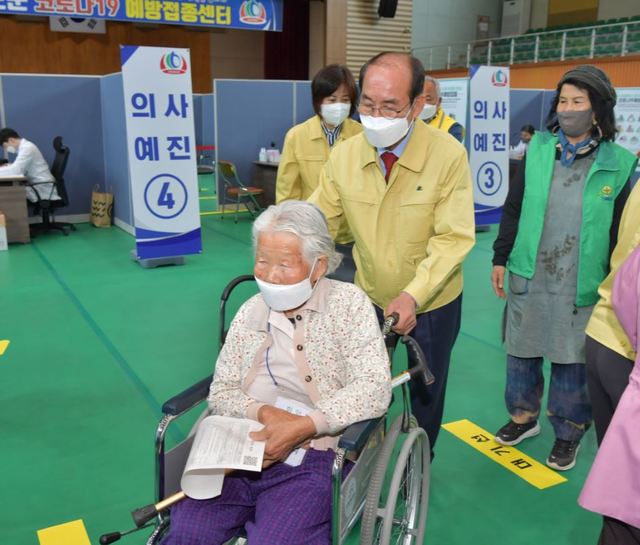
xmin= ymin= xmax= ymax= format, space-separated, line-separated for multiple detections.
xmin=0 ymin=176 xmax=30 ymax=243
xmin=253 ymin=161 xmax=278 ymax=207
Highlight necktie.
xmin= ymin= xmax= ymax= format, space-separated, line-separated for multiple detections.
xmin=381 ymin=151 xmax=398 ymax=183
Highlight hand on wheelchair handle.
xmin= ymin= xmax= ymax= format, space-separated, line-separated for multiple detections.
xmin=382 ymin=312 xmax=399 ymax=336
xmin=384 ymin=292 xmax=418 ymax=335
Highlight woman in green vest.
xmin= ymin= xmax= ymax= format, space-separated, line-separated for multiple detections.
xmin=490 ymin=65 xmax=638 ymax=471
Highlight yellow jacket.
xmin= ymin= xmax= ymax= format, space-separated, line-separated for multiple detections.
xmin=428 ymin=107 xmax=465 ymax=142
xmin=586 ymin=181 xmax=640 ymax=360
xmin=309 ymin=120 xmax=476 ymax=313
xmin=276 ymin=115 xmax=362 ymax=243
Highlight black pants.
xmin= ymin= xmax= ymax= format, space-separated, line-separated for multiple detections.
xmin=585 ymin=336 xmax=634 ymax=445
xmin=376 ymin=295 xmax=462 ymax=452
xmin=599 ymin=516 xmax=640 ymax=545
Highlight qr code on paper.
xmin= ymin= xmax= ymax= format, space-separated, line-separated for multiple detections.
xmin=243 ymin=456 xmax=258 ymax=466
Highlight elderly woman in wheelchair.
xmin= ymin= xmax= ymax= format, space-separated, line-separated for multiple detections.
xmin=160 ymin=200 xmax=392 ymax=545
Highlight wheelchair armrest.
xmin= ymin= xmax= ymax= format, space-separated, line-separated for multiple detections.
xmin=338 ymin=417 xmax=383 ymax=452
xmin=162 ymin=376 xmax=212 ymax=416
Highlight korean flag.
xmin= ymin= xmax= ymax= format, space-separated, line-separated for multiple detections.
xmin=49 ymin=16 xmax=106 ymax=34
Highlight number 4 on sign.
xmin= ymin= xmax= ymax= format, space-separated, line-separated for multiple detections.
xmin=158 ymin=182 xmax=175 ymax=209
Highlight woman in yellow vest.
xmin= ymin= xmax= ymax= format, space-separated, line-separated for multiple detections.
xmin=276 ymin=65 xmax=361 ymax=247
xmin=579 ymin=182 xmax=640 ymax=544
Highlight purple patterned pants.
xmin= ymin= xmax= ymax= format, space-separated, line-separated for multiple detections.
xmin=161 ymin=449 xmax=348 ymax=545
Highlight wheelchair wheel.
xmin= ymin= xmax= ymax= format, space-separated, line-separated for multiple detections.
xmin=360 ymin=417 xmax=430 ymax=545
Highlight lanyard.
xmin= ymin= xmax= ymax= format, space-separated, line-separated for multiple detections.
xmin=265 ymin=323 xmax=279 ymax=387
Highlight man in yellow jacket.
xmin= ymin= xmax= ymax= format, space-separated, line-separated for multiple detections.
xmin=309 ymin=52 xmax=475 ymax=452
xmin=419 ymin=75 xmax=464 ymax=143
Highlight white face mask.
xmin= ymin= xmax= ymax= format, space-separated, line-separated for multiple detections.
xmin=5 ymin=145 xmax=16 ymax=154
xmin=360 ymin=111 xmax=413 ymax=148
xmin=256 ymin=260 xmax=318 ymax=312
xmin=320 ymin=103 xmax=350 ymax=127
xmin=419 ymin=103 xmax=437 ymax=121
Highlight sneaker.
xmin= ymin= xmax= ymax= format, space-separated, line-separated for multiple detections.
xmin=494 ymin=420 xmax=541 ymax=446
xmin=547 ymin=439 xmax=581 ymax=471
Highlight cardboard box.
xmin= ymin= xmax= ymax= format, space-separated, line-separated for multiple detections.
xmin=0 ymin=212 xmax=8 ymax=251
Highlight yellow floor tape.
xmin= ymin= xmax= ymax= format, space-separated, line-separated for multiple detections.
xmin=442 ymin=419 xmax=567 ymax=489
xmin=0 ymin=340 xmax=9 ymax=356
xmin=37 ymin=519 xmax=91 ymax=545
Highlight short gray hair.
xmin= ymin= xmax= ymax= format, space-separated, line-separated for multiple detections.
xmin=423 ymin=75 xmax=441 ymax=100
xmin=252 ymin=201 xmax=342 ymax=274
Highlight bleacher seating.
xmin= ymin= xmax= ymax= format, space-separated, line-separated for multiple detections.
xmin=469 ymin=15 xmax=640 ymax=66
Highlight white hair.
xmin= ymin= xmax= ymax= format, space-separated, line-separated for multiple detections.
xmin=423 ymin=75 xmax=441 ymax=100
xmin=252 ymin=201 xmax=342 ymax=274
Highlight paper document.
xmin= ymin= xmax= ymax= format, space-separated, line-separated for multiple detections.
xmin=181 ymin=415 xmax=265 ymax=499
xmin=275 ymin=396 xmax=312 ymax=467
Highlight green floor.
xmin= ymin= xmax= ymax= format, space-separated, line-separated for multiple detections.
xmin=198 ymin=172 xmax=218 ymax=215
xmin=0 ymin=219 xmax=601 ymax=544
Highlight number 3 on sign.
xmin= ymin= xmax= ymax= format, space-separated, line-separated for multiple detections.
xmin=477 ymin=161 xmax=502 ymax=196
xmin=484 ymin=167 xmax=495 ymax=189
xmin=158 ymin=182 xmax=176 ymax=209
xmin=144 ymin=173 xmax=188 ymax=219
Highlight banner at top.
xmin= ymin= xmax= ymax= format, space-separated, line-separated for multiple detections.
xmin=0 ymin=0 xmax=283 ymax=31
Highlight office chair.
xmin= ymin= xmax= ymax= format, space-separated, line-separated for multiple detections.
xmin=30 ymin=136 xmax=75 ymax=236
xmin=217 ymin=160 xmax=264 ymax=223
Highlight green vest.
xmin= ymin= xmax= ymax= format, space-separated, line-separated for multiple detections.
xmin=507 ymin=132 xmax=638 ymax=307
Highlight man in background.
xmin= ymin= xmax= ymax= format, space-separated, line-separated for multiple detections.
xmin=511 ymin=124 xmax=535 ymax=159
xmin=0 ymin=128 xmax=59 ymax=203
xmin=419 ymin=75 xmax=465 ymax=143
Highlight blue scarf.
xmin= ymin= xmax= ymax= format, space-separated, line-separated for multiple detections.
xmin=556 ymin=128 xmax=598 ymax=168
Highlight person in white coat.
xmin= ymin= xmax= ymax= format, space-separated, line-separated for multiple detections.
xmin=0 ymin=128 xmax=59 ymax=203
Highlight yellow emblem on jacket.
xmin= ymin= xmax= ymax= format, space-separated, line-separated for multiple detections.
xmin=600 ymin=185 xmax=613 ymax=199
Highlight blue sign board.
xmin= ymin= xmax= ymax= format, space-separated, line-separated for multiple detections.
xmin=469 ymin=64 xmax=511 ymax=225
xmin=122 ymin=46 xmax=202 ymax=259
xmin=0 ymin=0 xmax=283 ymax=31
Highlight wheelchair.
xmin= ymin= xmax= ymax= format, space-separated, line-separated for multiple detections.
xmin=101 ymin=275 xmax=433 ymax=545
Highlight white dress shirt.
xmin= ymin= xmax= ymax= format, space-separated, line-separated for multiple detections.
xmin=2 ymin=139 xmax=60 ymax=202
xmin=510 ymin=139 xmax=529 ymax=159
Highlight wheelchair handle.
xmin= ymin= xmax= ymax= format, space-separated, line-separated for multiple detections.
xmin=131 ymin=491 xmax=186 ymax=528
xmin=395 ymin=335 xmax=435 ymax=387
xmin=382 ymin=312 xmax=399 ymax=336
xmin=219 ymin=275 xmax=255 ymax=349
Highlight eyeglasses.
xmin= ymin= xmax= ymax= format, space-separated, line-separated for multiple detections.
xmin=357 ymin=101 xmax=412 ymax=120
